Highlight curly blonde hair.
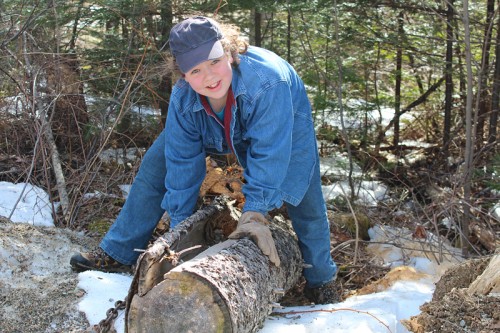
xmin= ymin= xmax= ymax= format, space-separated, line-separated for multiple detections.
xmin=219 ymin=21 xmax=249 ymax=66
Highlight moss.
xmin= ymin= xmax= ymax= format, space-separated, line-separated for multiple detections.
xmin=87 ymin=219 xmax=113 ymax=236
xmin=335 ymin=212 xmax=372 ymax=240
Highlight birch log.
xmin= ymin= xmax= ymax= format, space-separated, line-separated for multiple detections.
xmin=126 ymin=200 xmax=302 ymax=333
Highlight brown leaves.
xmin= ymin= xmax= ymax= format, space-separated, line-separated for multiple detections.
xmin=412 ymin=224 xmax=427 ymax=239
xmin=200 ymin=157 xmax=245 ymax=208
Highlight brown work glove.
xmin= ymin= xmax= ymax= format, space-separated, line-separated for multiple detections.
xmin=228 ymin=211 xmax=281 ymax=267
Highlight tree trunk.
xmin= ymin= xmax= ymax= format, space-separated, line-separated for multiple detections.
xmin=43 ymin=114 xmax=70 ymax=223
xmin=158 ymin=0 xmax=172 ymax=127
xmin=287 ymin=11 xmax=291 ymax=63
xmin=393 ymin=11 xmax=404 ymax=149
xmin=68 ymin=0 xmax=84 ymax=51
xmin=454 ymin=25 xmax=467 ymax=111
xmin=443 ymin=0 xmax=454 ymax=151
xmin=475 ymin=0 xmax=494 ymax=149
xmin=126 ymin=197 xmax=303 ymax=333
xmin=462 ymin=0 xmax=474 ymax=257
xmin=488 ymin=10 xmax=500 ymax=145
xmin=253 ymin=10 xmax=262 ymax=47
xmin=376 ymin=77 xmax=445 ymax=147
xmin=332 ymin=2 xmax=355 ymax=201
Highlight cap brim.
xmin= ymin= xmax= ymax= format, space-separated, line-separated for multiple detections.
xmin=177 ymin=40 xmax=224 ymax=73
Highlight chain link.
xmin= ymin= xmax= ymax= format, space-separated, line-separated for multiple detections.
xmin=91 ymin=300 xmax=126 ymax=333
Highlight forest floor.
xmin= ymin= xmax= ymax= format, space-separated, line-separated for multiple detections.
xmin=1 ymin=151 xmax=499 ymax=332
xmin=1 ymin=209 xmax=499 ymax=333
xmin=0 ymin=217 xmax=98 ymax=333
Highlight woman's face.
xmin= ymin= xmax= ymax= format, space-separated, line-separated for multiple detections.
xmin=183 ymin=54 xmax=233 ymax=107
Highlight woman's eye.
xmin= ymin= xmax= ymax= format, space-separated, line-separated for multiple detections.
xmin=211 ymin=59 xmax=220 ymax=65
xmin=190 ymin=69 xmax=200 ymax=75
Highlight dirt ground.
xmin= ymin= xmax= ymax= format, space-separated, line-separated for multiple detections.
xmin=0 ymin=217 xmax=98 ymax=333
xmin=1 ymin=213 xmax=499 ymax=333
xmin=402 ymin=257 xmax=500 ymax=333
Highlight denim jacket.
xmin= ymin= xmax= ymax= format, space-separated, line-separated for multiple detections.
xmin=163 ymin=46 xmax=318 ymax=226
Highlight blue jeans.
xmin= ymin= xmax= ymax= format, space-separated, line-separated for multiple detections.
xmin=100 ymin=131 xmax=167 ymax=265
xmin=285 ymin=158 xmax=337 ymax=288
xmin=100 ymin=130 xmax=337 ymax=288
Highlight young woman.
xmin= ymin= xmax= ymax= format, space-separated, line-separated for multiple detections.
xmin=71 ymin=16 xmax=338 ymax=304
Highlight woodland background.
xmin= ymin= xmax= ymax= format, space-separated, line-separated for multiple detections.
xmin=0 ymin=0 xmax=498 ymax=258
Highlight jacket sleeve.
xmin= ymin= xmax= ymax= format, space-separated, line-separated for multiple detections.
xmin=162 ymin=100 xmax=206 ymax=227
xmin=241 ymin=81 xmax=294 ymax=214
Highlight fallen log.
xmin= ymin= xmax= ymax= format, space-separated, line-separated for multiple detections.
xmin=470 ymin=222 xmax=497 ymax=253
xmin=467 ymin=253 xmax=500 ymax=295
xmin=125 ymin=196 xmax=303 ymax=333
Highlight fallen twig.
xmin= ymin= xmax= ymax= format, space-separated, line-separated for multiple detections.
xmin=271 ymin=307 xmax=393 ymax=333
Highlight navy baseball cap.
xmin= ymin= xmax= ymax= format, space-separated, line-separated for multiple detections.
xmin=169 ymin=16 xmax=225 ymax=73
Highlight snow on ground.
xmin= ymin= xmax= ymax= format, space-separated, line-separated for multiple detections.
xmin=315 ymin=100 xmax=415 ymax=137
xmin=320 ymin=155 xmax=389 ymax=206
xmin=322 ymin=180 xmax=389 ymax=207
xmin=77 ymin=271 xmax=131 ymax=333
xmin=260 ymin=278 xmax=434 ymax=333
xmin=0 ymin=180 xmax=451 ymax=333
xmin=492 ymin=202 xmax=500 ymax=221
xmin=0 ymin=181 xmax=55 ymax=227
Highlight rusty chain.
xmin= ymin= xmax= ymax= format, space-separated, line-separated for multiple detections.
xmin=91 ymin=299 xmax=126 ymax=333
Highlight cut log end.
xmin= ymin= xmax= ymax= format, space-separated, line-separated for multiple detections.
xmin=128 ymin=271 xmax=233 ymax=333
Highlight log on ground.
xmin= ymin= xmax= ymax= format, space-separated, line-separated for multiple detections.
xmin=127 ymin=215 xmax=303 ymax=333
xmin=125 ymin=196 xmax=240 ymax=320
xmin=467 ymin=253 xmax=500 ymax=295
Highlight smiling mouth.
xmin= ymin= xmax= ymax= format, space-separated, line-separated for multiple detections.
xmin=207 ymin=81 xmax=221 ymax=89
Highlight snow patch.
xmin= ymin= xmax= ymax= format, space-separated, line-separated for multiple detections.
xmin=0 ymin=182 xmax=55 ymax=227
